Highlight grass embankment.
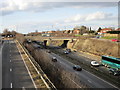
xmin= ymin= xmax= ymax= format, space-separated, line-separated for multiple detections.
xmin=101 ymin=36 xmax=118 ymax=39
xmin=74 ymin=34 xmax=81 ymax=37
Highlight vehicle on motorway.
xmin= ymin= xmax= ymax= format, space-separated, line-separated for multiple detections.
xmin=109 ymin=68 xmax=120 ymax=76
xmin=111 ymin=39 xmax=119 ymax=42
xmin=64 ymin=51 xmax=69 ymax=54
xmin=66 ymin=49 xmax=71 ymax=53
xmin=91 ymin=61 xmax=99 ymax=67
xmin=64 ymin=49 xmax=71 ymax=54
xmin=73 ymin=65 xmax=82 ymax=71
xmin=27 ymin=39 xmax=32 ymax=43
xmin=101 ymin=55 xmax=120 ymax=70
xmin=95 ymin=36 xmax=101 ymax=38
xmin=33 ymin=44 xmax=41 ymax=49
xmin=47 ymin=50 xmax=51 ymax=53
xmin=52 ymin=57 xmax=57 ymax=62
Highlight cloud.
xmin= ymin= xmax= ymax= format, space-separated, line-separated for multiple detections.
xmin=64 ymin=11 xmax=115 ymax=23
xmin=85 ymin=11 xmax=113 ymax=21
xmin=0 ymin=0 xmax=118 ymax=16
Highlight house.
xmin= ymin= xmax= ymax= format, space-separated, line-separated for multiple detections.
xmin=73 ymin=30 xmax=80 ymax=34
xmin=116 ymin=28 xmax=120 ymax=31
xmin=47 ymin=31 xmax=56 ymax=34
xmin=100 ymin=28 xmax=112 ymax=33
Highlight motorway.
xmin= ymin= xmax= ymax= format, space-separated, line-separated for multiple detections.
xmin=47 ymin=52 xmax=118 ymax=88
xmin=2 ymin=40 xmax=35 ymax=88
xmin=0 ymin=43 xmax=2 ymax=89
xmin=31 ymin=42 xmax=119 ymax=89
xmin=31 ymin=43 xmax=117 ymax=89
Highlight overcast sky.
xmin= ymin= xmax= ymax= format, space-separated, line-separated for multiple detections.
xmin=0 ymin=0 xmax=119 ymax=34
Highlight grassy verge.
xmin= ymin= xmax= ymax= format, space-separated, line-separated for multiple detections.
xmin=101 ymin=36 xmax=118 ymax=39
xmin=74 ymin=34 xmax=82 ymax=37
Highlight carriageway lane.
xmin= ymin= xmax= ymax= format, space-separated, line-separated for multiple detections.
xmin=0 ymin=42 xmax=3 ymax=89
xmin=2 ymin=40 xmax=35 ymax=88
xmin=48 ymin=52 xmax=118 ymax=89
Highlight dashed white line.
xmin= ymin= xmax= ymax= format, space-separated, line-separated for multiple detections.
xmin=50 ymin=51 xmax=119 ymax=89
xmin=22 ymin=87 xmax=25 ymax=90
xmin=10 ymin=68 xmax=12 ymax=72
xmin=85 ymin=70 xmax=119 ymax=89
xmin=10 ymin=83 xmax=13 ymax=88
xmin=10 ymin=60 xmax=11 ymax=62
xmin=88 ymin=80 xmax=92 ymax=83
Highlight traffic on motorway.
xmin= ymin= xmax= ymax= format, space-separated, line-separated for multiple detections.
xmin=1 ymin=39 xmax=120 ymax=89
xmin=25 ymin=39 xmax=120 ymax=89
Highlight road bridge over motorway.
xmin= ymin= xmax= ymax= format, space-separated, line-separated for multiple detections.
xmin=25 ymin=36 xmax=77 ymax=41
xmin=25 ymin=36 xmax=78 ymax=48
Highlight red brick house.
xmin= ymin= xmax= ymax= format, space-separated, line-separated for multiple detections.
xmin=100 ymin=28 xmax=112 ymax=33
xmin=47 ymin=31 xmax=56 ymax=33
xmin=73 ymin=30 xmax=80 ymax=34
xmin=116 ymin=28 xmax=120 ymax=31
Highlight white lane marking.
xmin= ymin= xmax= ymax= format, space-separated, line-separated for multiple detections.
xmin=85 ymin=70 xmax=119 ymax=89
xmin=10 ymin=68 xmax=12 ymax=72
xmin=50 ymin=54 xmax=81 ymax=88
xmin=10 ymin=60 xmax=11 ymax=62
xmin=88 ymin=80 xmax=92 ymax=83
xmin=9 ymin=54 xmax=11 ymax=57
xmin=10 ymin=83 xmax=13 ymax=88
xmin=22 ymin=87 xmax=25 ymax=90
xmin=51 ymin=52 xmax=119 ymax=89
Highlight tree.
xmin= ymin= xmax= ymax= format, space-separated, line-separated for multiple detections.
xmin=97 ymin=27 xmax=102 ymax=32
xmin=3 ymin=28 xmax=9 ymax=34
xmin=2 ymin=28 xmax=11 ymax=37
xmin=11 ymin=30 xmax=17 ymax=36
xmin=35 ymin=30 xmax=38 ymax=33
xmin=73 ymin=25 xmax=88 ymax=35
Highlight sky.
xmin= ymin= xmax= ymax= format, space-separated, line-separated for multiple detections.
xmin=0 ymin=0 xmax=120 ymax=34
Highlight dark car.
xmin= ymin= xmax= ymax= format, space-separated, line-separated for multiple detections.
xmin=73 ymin=65 xmax=82 ymax=71
xmin=109 ymin=68 xmax=120 ymax=76
xmin=52 ymin=57 xmax=57 ymax=62
xmin=66 ymin=49 xmax=71 ymax=53
xmin=64 ymin=51 xmax=69 ymax=54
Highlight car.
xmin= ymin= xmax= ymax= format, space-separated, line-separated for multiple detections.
xmin=52 ymin=57 xmax=57 ymax=62
xmin=109 ymin=68 xmax=120 ymax=76
xmin=66 ymin=49 xmax=71 ymax=52
xmin=47 ymin=50 xmax=51 ymax=53
xmin=64 ymin=51 xmax=69 ymax=54
xmin=112 ymin=39 xmax=119 ymax=42
xmin=91 ymin=61 xmax=99 ymax=67
xmin=73 ymin=65 xmax=82 ymax=71
xmin=95 ymin=36 xmax=100 ymax=38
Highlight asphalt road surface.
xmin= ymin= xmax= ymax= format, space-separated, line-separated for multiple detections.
xmin=48 ymin=52 xmax=119 ymax=89
xmin=2 ymin=40 xmax=35 ymax=89
xmin=0 ymin=43 xmax=2 ymax=89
